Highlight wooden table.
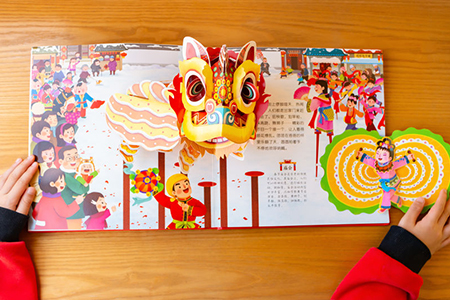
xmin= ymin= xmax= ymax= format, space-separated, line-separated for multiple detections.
xmin=1 ymin=0 xmax=450 ymax=298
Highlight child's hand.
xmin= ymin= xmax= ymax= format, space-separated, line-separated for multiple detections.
xmin=75 ymin=195 xmax=84 ymax=205
xmin=398 ymin=189 xmax=450 ymax=255
xmin=0 ymin=156 xmax=38 ymax=215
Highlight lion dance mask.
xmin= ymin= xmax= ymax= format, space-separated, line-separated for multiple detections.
xmin=106 ymin=37 xmax=270 ymax=173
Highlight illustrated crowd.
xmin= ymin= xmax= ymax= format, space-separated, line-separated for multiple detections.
xmin=29 ymin=52 xmax=117 ymax=231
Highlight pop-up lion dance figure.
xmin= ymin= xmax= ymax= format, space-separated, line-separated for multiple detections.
xmin=106 ymin=37 xmax=270 ymax=173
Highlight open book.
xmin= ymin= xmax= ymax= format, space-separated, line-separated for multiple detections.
xmin=28 ymin=38 xmax=390 ymax=231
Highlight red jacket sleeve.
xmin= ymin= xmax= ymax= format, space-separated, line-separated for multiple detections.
xmin=0 ymin=241 xmax=38 ymax=300
xmin=331 ymin=248 xmax=423 ymax=300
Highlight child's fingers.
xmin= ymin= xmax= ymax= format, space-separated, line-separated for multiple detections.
xmin=1 ymin=156 xmax=35 ymax=194
xmin=426 ymin=190 xmax=448 ymax=222
xmin=5 ymin=162 xmax=38 ymax=204
xmin=438 ymin=190 xmax=450 ymax=227
xmin=399 ymin=197 xmax=425 ymax=227
xmin=16 ymin=187 xmax=36 ymax=215
xmin=0 ymin=158 xmax=23 ymax=190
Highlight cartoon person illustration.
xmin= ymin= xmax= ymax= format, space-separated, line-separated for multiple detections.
xmin=300 ymin=63 xmax=309 ymax=81
xmin=31 ymin=64 xmax=39 ymax=80
xmin=83 ymin=192 xmax=116 ymax=230
xmin=260 ymin=57 xmax=270 ymax=76
xmin=31 ymin=79 xmax=42 ymax=104
xmin=361 ymin=95 xmax=383 ymax=132
xmin=108 ymin=56 xmax=117 ymax=75
xmin=58 ymin=146 xmax=90 ymax=229
xmin=44 ymin=60 xmax=52 ymax=77
xmin=35 ymin=67 xmax=47 ymax=85
xmin=33 ymin=141 xmax=57 ymax=176
xmin=62 ymin=71 xmax=73 ymax=87
xmin=53 ymin=64 xmax=65 ymax=83
xmin=90 ymin=59 xmax=101 ymax=77
xmin=356 ymin=137 xmax=415 ymax=213
xmin=68 ymin=57 xmax=80 ymax=76
xmin=154 ymin=174 xmax=206 ymax=229
xmin=306 ymin=79 xmax=334 ymax=138
xmin=40 ymin=84 xmax=55 ymax=111
xmin=30 ymin=120 xmax=54 ymax=153
xmin=32 ymin=168 xmax=83 ymax=230
xmin=78 ymin=64 xmax=91 ymax=83
xmin=75 ymin=157 xmax=99 ymax=185
xmin=74 ymin=81 xmax=94 ymax=118
xmin=55 ymin=123 xmax=77 ymax=168
xmin=339 ymin=94 xmax=364 ymax=130
xmin=56 ymin=123 xmax=76 ymax=147
xmin=42 ymin=111 xmax=59 ymax=137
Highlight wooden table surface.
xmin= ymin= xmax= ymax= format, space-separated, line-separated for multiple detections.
xmin=1 ymin=0 xmax=450 ymax=299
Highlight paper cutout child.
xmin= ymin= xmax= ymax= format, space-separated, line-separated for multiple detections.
xmin=32 ymin=168 xmax=83 ymax=230
xmin=339 ymin=94 xmax=363 ymax=130
xmin=361 ymin=95 xmax=383 ymax=131
xmin=154 ymin=174 xmax=206 ymax=229
xmin=75 ymin=157 xmax=99 ymax=185
xmin=356 ymin=137 xmax=415 ymax=213
xmin=83 ymin=192 xmax=116 ymax=230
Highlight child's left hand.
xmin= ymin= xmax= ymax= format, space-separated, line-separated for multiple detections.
xmin=0 ymin=156 xmax=38 ymax=215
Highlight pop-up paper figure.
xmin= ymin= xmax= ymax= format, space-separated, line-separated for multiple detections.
xmin=356 ymin=137 xmax=414 ymax=213
xmin=320 ymin=128 xmax=450 ymax=215
xmin=105 ymin=37 xmax=270 ymax=173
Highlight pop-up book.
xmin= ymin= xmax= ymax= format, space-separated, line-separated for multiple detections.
xmin=29 ymin=38 xmax=393 ymax=231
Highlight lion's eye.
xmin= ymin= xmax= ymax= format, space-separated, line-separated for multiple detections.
xmin=187 ymin=75 xmax=205 ymax=102
xmin=241 ymin=79 xmax=258 ymax=105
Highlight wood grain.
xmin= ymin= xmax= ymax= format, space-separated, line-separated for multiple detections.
xmin=1 ymin=0 xmax=450 ymax=298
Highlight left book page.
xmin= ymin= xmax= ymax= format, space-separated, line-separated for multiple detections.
xmin=28 ymin=42 xmax=389 ymax=231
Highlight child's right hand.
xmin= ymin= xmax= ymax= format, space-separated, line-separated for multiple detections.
xmin=0 ymin=156 xmax=38 ymax=215
xmin=398 ymin=189 xmax=450 ymax=255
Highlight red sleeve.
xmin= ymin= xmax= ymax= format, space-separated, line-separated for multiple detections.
xmin=331 ymin=248 xmax=423 ymax=300
xmin=189 ymin=199 xmax=206 ymax=217
xmin=154 ymin=192 xmax=173 ymax=209
xmin=0 ymin=242 xmax=38 ymax=300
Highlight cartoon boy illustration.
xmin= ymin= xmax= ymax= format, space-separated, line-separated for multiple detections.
xmin=154 ymin=174 xmax=206 ymax=229
xmin=74 ymin=81 xmax=94 ymax=118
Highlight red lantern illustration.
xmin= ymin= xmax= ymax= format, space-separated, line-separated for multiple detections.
xmin=120 ymin=52 xmax=127 ymax=58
